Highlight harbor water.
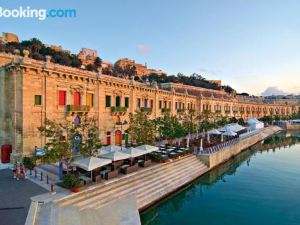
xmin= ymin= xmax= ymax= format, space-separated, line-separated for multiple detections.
xmin=141 ymin=131 xmax=300 ymax=225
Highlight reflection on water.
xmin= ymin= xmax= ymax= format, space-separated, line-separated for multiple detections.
xmin=141 ymin=131 xmax=300 ymax=225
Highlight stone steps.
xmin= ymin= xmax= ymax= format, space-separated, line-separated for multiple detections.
xmin=57 ymin=155 xmax=195 ymax=207
xmin=54 ymin=155 xmax=208 ymax=214
xmin=82 ymin=157 xmax=204 ymax=210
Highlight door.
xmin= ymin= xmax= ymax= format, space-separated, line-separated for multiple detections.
xmin=115 ymin=130 xmax=122 ymax=145
xmin=74 ymin=92 xmax=81 ymax=106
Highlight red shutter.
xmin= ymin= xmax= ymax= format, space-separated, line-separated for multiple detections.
xmin=74 ymin=92 xmax=80 ymax=106
xmin=58 ymin=91 xmax=66 ymax=106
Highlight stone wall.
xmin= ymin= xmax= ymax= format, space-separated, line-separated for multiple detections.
xmin=198 ymin=126 xmax=282 ymax=168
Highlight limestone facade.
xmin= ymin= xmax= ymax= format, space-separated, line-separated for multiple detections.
xmin=0 ymin=52 xmax=298 ymax=156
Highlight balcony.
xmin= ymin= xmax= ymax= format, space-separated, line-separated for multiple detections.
xmin=225 ymin=110 xmax=231 ymax=114
xmin=189 ymin=109 xmax=196 ymax=113
xmin=111 ymin=106 xmax=127 ymax=115
xmin=177 ymin=109 xmax=185 ymax=113
xmin=141 ymin=107 xmax=152 ymax=113
xmin=66 ymin=105 xmax=90 ymax=113
xmin=161 ymin=108 xmax=171 ymax=113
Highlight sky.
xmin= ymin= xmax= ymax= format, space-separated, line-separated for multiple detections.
xmin=0 ymin=0 xmax=300 ymax=96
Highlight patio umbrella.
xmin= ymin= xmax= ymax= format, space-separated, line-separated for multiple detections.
xmin=71 ymin=157 xmax=112 ymax=179
xmin=100 ymin=150 xmax=131 ymax=161
xmin=97 ymin=145 xmax=122 ymax=156
xmin=72 ymin=157 xmax=112 ymax=171
xmin=122 ymin=147 xmax=146 ymax=158
xmin=136 ymin=145 xmax=159 ymax=154
xmin=208 ymin=129 xmax=222 ymax=135
xmin=223 ymin=130 xmax=237 ymax=136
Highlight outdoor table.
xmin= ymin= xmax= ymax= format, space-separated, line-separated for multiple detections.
xmin=79 ymin=175 xmax=92 ymax=185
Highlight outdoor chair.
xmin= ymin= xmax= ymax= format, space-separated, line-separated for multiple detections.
xmin=93 ymin=175 xmax=101 ymax=182
xmin=105 ymin=170 xmax=118 ymax=180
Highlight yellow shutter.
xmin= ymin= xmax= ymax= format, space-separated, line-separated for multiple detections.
xmin=87 ymin=93 xmax=93 ymax=107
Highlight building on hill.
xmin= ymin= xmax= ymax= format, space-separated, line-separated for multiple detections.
xmin=44 ymin=44 xmax=71 ymax=54
xmin=208 ymin=80 xmax=222 ymax=87
xmin=115 ymin=58 xmax=164 ymax=77
xmin=0 ymin=32 xmax=19 ymax=44
xmin=78 ymin=48 xmax=98 ymax=65
xmin=0 ymin=52 xmax=299 ymax=157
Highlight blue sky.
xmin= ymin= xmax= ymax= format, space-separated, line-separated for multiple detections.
xmin=0 ymin=0 xmax=300 ymax=95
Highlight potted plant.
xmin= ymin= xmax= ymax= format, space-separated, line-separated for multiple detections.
xmin=63 ymin=173 xmax=81 ymax=192
xmin=23 ymin=156 xmax=36 ymax=170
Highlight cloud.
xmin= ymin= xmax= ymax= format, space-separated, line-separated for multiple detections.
xmin=136 ymin=44 xmax=151 ymax=54
xmin=261 ymin=86 xmax=289 ymax=96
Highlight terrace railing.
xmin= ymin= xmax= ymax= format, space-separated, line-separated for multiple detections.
xmin=66 ymin=105 xmax=90 ymax=112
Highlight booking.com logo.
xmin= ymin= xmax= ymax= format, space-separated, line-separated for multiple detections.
xmin=0 ymin=6 xmax=76 ymax=20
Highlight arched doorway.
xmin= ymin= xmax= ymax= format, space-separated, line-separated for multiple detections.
xmin=106 ymin=132 xmax=111 ymax=145
xmin=115 ymin=130 xmax=122 ymax=145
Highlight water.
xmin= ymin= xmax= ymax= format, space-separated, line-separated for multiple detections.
xmin=141 ymin=131 xmax=300 ymax=225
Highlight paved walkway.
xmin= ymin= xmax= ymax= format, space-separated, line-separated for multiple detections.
xmin=0 ymin=169 xmax=48 ymax=225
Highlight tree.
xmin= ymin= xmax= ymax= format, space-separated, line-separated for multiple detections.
xmin=128 ymin=112 xmax=156 ymax=145
xmin=156 ymin=113 xmax=186 ymax=143
xmin=38 ymin=116 xmax=102 ymax=178
xmin=94 ymin=57 xmax=102 ymax=68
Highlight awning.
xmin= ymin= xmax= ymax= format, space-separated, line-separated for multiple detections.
xmin=121 ymin=147 xmax=146 ymax=158
xmin=136 ymin=145 xmax=159 ymax=153
xmin=223 ymin=130 xmax=237 ymax=136
xmin=71 ymin=157 xmax=112 ymax=171
xmin=100 ymin=150 xmax=131 ymax=161
xmin=97 ymin=145 xmax=122 ymax=156
xmin=208 ymin=129 xmax=222 ymax=135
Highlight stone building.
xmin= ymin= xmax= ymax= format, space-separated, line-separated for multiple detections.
xmin=115 ymin=58 xmax=164 ymax=77
xmin=0 ymin=51 xmax=298 ymax=157
xmin=0 ymin=32 xmax=19 ymax=44
xmin=78 ymin=48 xmax=98 ymax=66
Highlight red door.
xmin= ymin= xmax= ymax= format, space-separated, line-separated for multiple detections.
xmin=1 ymin=144 xmax=12 ymax=163
xmin=74 ymin=92 xmax=80 ymax=106
xmin=106 ymin=132 xmax=111 ymax=145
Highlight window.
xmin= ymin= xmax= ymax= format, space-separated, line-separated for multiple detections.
xmin=164 ymin=101 xmax=167 ymax=108
xmin=137 ymin=98 xmax=141 ymax=108
xmin=125 ymin=97 xmax=129 ymax=108
xmin=58 ymin=91 xmax=66 ymax=106
xmin=74 ymin=92 xmax=81 ymax=106
xmin=175 ymin=102 xmax=178 ymax=109
xmin=150 ymin=100 xmax=154 ymax=108
xmin=144 ymin=99 xmax=148 ymax=107
xmin=106 ymin=95 xmax=111 ymax=107
xmin=116 ymin=96 xmax=121 ymax=107
xmin=34 ymin=95 xmax=42 ymax=105
xmin=169 ymin=101 xmax=171 ymax=109
xmin=159 ymin=100 xmax=162 ymax=109
xmin=87 ymin=93 xmax=94 ymax=107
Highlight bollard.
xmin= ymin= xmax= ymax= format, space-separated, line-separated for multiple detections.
xmin=47 ymin=175 xmax=49 ymax=184
xmin=51 ymin=184 xmax=55 ymax=194
xmin=41 ymin=172 xmax=43 ymax=181
xmin=35 ymin=170 xmax=37 ymax=178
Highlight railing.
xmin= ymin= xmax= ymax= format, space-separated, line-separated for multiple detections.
xmin=161 ymin=108 xmax=171 ymax=113
xmin=111 ymin=106 xmax=127 ymax=113
xmin=189 ymin=109 xmax=196 ymax=113
xmin=66 ymin=105 xmax=90 ymax=112
xmin=177 ymin=109 xmax=185 ymax=113
xmin=141 ymin=107 xmax=152 ymax=113
xmin=199 ymin=138 xmax=239 ymax=155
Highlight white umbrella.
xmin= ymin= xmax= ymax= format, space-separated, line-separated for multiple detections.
xmin=97 ymin=145 xmax=122 ymax=156
xmin=223 ymin=130 xmax=237 ymax=136
xmin=72 ymin=156 xmax=112 ymax=180
xmin=72 ymin=157 xmax=112 ymax=171
xmin=122 ymin=147 xmax=146 ymax=158
xmin=208 ymin=129 xmax=222 ymax=135
xmin=136 ymin=145 xmax=159 ymax=153
xmin=100 ymin=150 xmax=131 ymax=161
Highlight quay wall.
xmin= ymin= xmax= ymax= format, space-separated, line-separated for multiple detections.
xmin=198 ymin=126 xmax=282 ymax=168
xmin=285 ymin=124 xmax=300 ymax=130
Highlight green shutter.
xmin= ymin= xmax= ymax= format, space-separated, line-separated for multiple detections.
xmin=106 ymin=96 xmax=111 ymax=107
xmin=34 ymin=95 xmax=42 ymax=105
xmin=125 ymin=97 xmax=129 ymax=108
